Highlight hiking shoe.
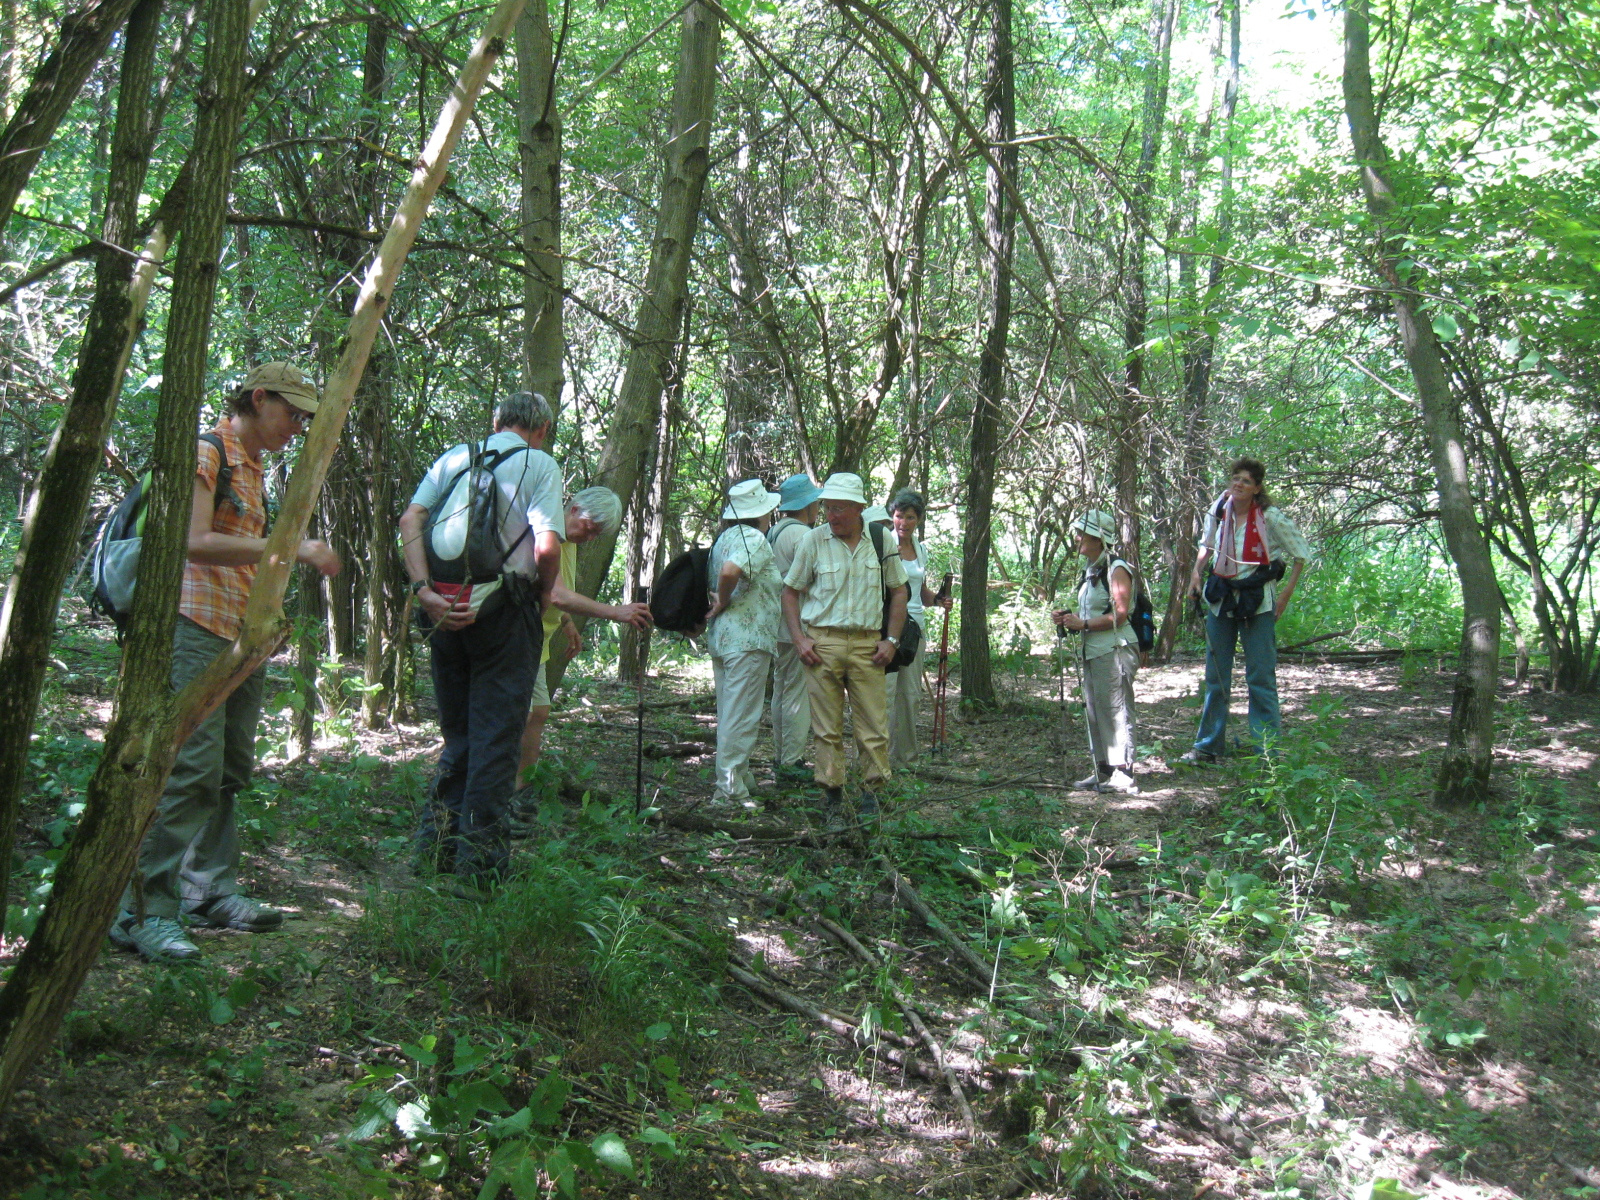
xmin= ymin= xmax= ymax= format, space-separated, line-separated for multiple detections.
xmin=109 ymin=915 xmax=200 ymax=962
xmin=185 ymin=893 xmax=283 ymax=932
xmin=1100 ymin=769 xmax=1140 ymax=795
xmin=1177 ymin=749 xmax=1219 ymax=766
xmin=1071 ymin=771 xmax=1109 ymax=791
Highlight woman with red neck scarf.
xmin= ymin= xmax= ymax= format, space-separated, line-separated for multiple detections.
xmin=1179 ymin=457 xmax=1312 ymax=764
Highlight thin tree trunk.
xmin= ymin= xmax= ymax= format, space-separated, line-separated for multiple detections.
xmin=0 ymin=0 xmax=143 ymax=236
xmin=0 ymin=0 xmax=527 ymax=1107
xmin=958 ymin=0 xmax=1015 ymax=711
xmin=0 ymin=0 xmax=161 ymax=903
xmin=517 ymin=0 xmax=563 ymax=402
xmin=1342 ymin=0 xmax=1501 ymax=805
xmin=1112 ymin=0 xmax=1175 ymax=565
xmin=572 ymin=0 xmax=719 ymax=604
xmin=1156 ymin=0 xmax=1237 ymax=663
xmin=0 ymin=0 xmax=252 ymax=1107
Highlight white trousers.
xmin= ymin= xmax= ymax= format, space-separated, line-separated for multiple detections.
xmin=769 ymin=641 xmax=811 ymax=766
xmin=714 ymin=649 xmax=772 ymax=800
xmin=884 ymin=642 xmax=924 ymax=768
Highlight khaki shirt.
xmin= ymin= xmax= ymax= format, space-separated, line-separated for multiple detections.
xmin=785 ymin=524 xmax=908 ymax=632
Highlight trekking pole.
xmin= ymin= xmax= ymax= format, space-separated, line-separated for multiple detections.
xmin=931 ymin=573 xmax=954 ymax=755
xmin=1056 ymin=621 xmax=1072 ymax=783
xmin=634 ymin=585 xmax=650 ymax=816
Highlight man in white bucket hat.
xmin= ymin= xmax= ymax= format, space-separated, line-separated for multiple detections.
xmin=781 ymin=472 xmax=909 ymax=821
xmin=708 ymin=479 xmax=785 ymax=805
xmin=1051 ymin=509 xmax=1140 ymax=794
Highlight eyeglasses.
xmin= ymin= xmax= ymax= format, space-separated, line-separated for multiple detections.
xmin=271 ymin=394 xmax=313 ymax=427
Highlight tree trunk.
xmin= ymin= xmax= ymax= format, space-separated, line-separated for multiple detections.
xmin=517 ymin=0 xmax=563 ymax=403
xmin=0 ymin=0 xmax=253 ymax=1108
xmin=1342 ymin=0 xmax=1501 ymax=805
xmin=0 ymin=0 xmax=527 ymax=1107
xmin=1156 ymin=0 xmax=1237 ymax=663
xmin=0 ymin=0 xmax=143 ymax=237
xmin=958 ymin=0 xmax=1015 ymax=711
xmin=572 ymin=0 xmax=719 ymax=605
xmin=1112 ymin=0 xmax=1175 ymax=565
xmin=0 ymin=0 xmax=161 ymax=903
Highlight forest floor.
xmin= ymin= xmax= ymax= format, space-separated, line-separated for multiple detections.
xmin=3 ymin=611 xmax=1599 ymax=1200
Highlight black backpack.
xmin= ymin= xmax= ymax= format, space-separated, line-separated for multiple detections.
xmin=1087 ymin=557 xmax=1156 ymax=654
xmin=89 ymin=432 xmax=238 ymax=635
xmin=866 ymin=524 xmax=921 ymax=673
xmin=650 ymin=546 xmax=712 ymax=635
xmin=422 ymin=440 xmax=533 ymax=584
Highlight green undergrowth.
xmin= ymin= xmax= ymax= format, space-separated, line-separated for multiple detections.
xmin=340 ymin=801 xmax=745 ymax=1197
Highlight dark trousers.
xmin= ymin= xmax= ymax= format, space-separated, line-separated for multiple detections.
xmin=418 ymin=597 xmax=542 ymax=881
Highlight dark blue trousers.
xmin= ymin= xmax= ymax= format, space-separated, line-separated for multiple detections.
xmin=418 ymin=596 xmax=542 ymax=882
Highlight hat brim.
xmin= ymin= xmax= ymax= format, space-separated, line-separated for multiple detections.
xmin=724 ymin=493 xmax=782 ymax=520
xmin=817 ymin=489 xmax=865 ymax=505
xmin=780 ymin=485 xmax=822 ymax=510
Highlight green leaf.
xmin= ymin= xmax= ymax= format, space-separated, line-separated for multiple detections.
xmin=208 ymin=997 xmax=234 ymax=1025
xmin=1353 ymin=1180 xmax=1423 ymax=1200
xmin=644 ymin=1021 xmax=672 ymax=1041
xmin=1432 ymin=312 xmax=1460 ymax=340
xmin=591 ymin=1131 xmax=636 ymax=1178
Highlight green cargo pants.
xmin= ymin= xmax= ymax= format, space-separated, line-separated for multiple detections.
xmin=122 ymin=616 xmax=266 ymax=919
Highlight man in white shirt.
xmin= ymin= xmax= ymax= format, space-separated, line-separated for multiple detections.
xmin=781 ymin=473 xmax=908 ymax=819
xmin=400 ymin=392 xmax=564 ymax=895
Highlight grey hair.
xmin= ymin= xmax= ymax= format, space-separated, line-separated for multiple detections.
xmin=570 ymin=486 xmax=622 ymax=537
xmin=495 ymin=390 xmax=555 ymax=435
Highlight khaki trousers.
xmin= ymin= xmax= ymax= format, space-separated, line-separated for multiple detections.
xmin=1083 ymin=644 xmax=1139 ymax=770
xmin=769 ymin=641 xmax=812 ymax=766
xmin=802 ymin=626 xmax=890 ymax=788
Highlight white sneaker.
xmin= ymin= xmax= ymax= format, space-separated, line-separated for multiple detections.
xmin=1071 ymin=771 xmax=1106 ymax=792
xmin=1100 ymin=769 xmax=1140 ymax=795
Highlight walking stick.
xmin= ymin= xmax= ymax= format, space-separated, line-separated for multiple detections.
xmin=931 ymin=573 xmax=954 ymax=755
xmin=634 ymin=585 xmax=650 ymax=815
xmin=1056 ymin=621 xmax=1072 ymax=783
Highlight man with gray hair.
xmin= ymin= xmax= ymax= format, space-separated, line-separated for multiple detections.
xmin=400 ymin=390 xmax=564 ymax=897
xmin=515 ymin=485 xmax=651 ymax=792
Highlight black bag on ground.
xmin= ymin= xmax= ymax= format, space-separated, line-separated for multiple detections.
xmin=650 ymin=546 xmax=712 ymax=635
xmin=867 ymin=524 xmax=920 ymax=673
xmin=89 ymin=432 xmax=237 ymax=636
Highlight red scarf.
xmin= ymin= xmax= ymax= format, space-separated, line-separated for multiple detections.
xmin=1212 ymin=495 xmax=1269 ymax=578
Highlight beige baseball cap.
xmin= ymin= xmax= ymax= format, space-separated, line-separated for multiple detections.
xmin=242 ymin=362 xmax=320 ymax=412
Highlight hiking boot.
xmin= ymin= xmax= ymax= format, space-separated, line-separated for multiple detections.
xmin=1071 ymin=771 xmax=1109 ymax=791
xmin=184 ymin=893 xmax=283 ymax=932
xmin=857 ymin=791 xmax=881 ymax=822
xmin=1177 ymin=749 xmax=1219 ymax=766
xmin=1100 ymin=769 xmax=1140 ymax=795
xmin=816 ymin=786 xmax=846 ymax=830
xmin=109 ymin=914 xmax=200 ymax=962
xmin=509 ymin=784 xmax=540 ymax=817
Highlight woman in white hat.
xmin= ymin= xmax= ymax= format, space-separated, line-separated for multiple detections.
xmin=707 ymin=479 xmax=785 ymax=805
xmin=1051 ymin=510 xmax=1140 ymax=794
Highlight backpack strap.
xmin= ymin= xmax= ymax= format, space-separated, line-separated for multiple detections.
xmin=198 ymin=432 xmax=239 ymax=514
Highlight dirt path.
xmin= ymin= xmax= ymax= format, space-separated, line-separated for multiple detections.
xmin=3 ymin=639 xmax=1597 ymax=1200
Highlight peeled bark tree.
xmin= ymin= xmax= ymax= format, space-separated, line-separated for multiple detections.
xmin=0 ymin=0 xmax=528 ymax=1108
xmin=572 ymin=0 xmax=720 ymax=606
xmin=0 ymin=0 xmax=143 ymax=236
xmin=1342 ymin=0 xmax=1501 ymax=805
xmin=0 ymin=0 xmax=161 ymax=906
xmin=958 ymin=0 xmax=1015 ymax=711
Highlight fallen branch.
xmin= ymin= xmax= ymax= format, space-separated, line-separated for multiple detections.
xmin=814 ymin=914 xmax=979 ymax=1140
xmin=644 ymin=740 xmax=713 ymax=758
xmin=1276 ymin=629 xmax=1352 ymax=653
xmin=886 ymin=866 xmax=997 ymax=993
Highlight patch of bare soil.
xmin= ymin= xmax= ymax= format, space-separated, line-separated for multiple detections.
xmin=4 ymin=634 xmax=1598 ymax=1200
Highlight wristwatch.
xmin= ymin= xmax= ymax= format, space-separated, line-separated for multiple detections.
xmin=886 ymin=634 xmax=900 ymax=646
xmin=409 ymin=579 xmax=428 ymax=596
